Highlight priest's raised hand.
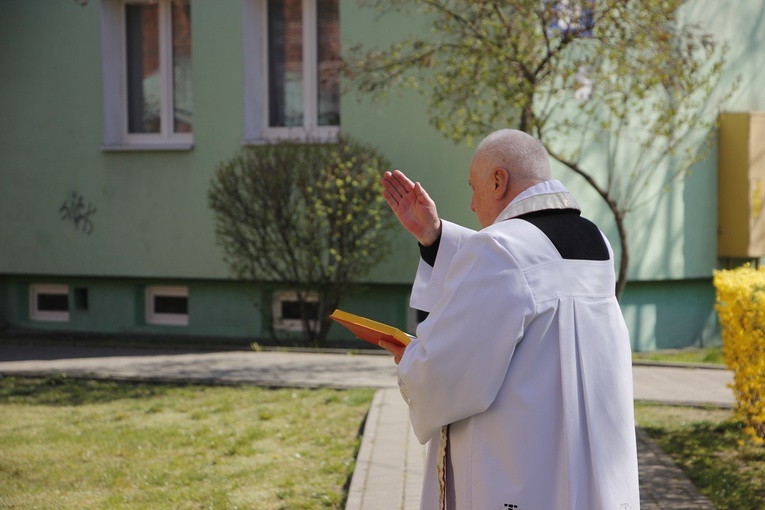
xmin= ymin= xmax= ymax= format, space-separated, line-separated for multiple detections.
xmin=381 ymin=170 xmax=442 ymax=247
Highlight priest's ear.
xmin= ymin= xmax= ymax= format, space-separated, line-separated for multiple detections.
xmin=493 ymin=167 xmax=510 ymax=198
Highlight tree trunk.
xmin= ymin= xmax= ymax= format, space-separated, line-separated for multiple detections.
xmin=613 ymin=210 xmax=629 ymax=301
xmin=594 ymin=194 xmax=630 ymax=301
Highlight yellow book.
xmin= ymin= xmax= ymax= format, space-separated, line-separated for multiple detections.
xmin=329 ymin=309 xmax=413 ymax=348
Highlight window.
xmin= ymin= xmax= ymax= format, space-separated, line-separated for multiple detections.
xmin=272 ymin=290 xmax=319 ymax=331
xmin=29 ymin=284 xmax=70 ymax=322
xmin=146 ymin=286 xmax=189 ymax=326
xmin=100 ymin=0 xmax=193 ymax=150
xmin=243 ymin=0 xmax=339 ymax=142
xmin=74 ymin=287 xmax=89 ymax=310
xmin=546 ymin=0 xmax=594 ymax=37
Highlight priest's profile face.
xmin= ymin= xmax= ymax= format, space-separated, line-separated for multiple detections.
xmin=469 ymin=150 xmax=516 ymax=228
xmin=468 ymin=153 xmax=501 ymax=228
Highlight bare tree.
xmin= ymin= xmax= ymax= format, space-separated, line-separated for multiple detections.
xmin=344 ymin=0 xmax=737 ymax=299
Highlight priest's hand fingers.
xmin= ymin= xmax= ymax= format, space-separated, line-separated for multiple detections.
xmin=381 ymin=170 xmax=414 ymax=210
xmin=378 ymin=340 xmax=406 ymax=365
xmin=384 ymin=170 xmax=415 ymax=198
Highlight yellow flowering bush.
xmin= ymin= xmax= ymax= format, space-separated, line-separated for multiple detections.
xmin=714 ymin=265 xmax=765 ymax=444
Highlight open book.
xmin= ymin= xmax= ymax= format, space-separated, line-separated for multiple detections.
xmin=330 ymin=309 xmax=413 ymax=348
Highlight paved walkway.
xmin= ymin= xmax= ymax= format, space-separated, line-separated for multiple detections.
xmin=0 ymin=344 xmax=734 ymax=509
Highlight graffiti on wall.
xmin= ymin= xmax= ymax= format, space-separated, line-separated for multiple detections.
xmin=59 ymin=192 xmax=97 ymax=235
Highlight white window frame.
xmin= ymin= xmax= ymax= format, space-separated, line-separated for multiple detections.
xmin=29 ymin=284 xmax=70 ymax=322
xmin=146 ymin=286 xmax=189 ymax=326
xmin=272 ymin=290 xmax=319 ymax=332
xmin=243 ymin=0 xmax=339 ymax=143
xmin=100 ymin=0 xmax=193 ymax=151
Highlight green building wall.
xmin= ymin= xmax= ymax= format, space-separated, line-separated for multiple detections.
xmin=0 ymin=275 xmax=410 ymax=347
xmin=1 ymin=0 xmax=764 ymax=350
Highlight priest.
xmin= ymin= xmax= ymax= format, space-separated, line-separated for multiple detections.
xmin=379 ymin=129 xmax=640 ymax=510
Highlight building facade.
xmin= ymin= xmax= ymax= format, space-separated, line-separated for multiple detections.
xmin=1 ymin=0 xmax=763 ymax=350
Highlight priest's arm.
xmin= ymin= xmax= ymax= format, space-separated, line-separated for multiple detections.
xmin=398 ymin=226 xmax=534 ymax=444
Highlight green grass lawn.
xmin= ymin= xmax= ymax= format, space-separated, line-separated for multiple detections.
xmin=4 ymin=376 xmax=763 ymax=510
xmin=635 ymin=403 xmax=765 ymax=510
xmin=632 ymin=346 xmax=725 ymax=365
xmin=0 ymin=376 xmax=374 ymax=510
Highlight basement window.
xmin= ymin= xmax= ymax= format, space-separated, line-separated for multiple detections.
xmin=272 ymin=290 xmax=319 ymax=331
xmin=29 ymin=284 xmax=70 ymax=322
xmin=74 ymin=287 xmax=89 ymax=310
xmin=146 ymin=286 xmax=189 ymax=326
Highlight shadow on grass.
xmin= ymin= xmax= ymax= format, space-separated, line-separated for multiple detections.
xmin=0 ymin=375 xmax=182 ymax=406
xmin=643 ymin=421 xmax=765 ymax=510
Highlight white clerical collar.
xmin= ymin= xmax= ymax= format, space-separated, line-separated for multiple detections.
xmin=493 ymin=180 xmax=581 ymax=224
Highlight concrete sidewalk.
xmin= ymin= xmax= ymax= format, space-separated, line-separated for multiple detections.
xmin=0 ymin=344 xmax=734 ymax=509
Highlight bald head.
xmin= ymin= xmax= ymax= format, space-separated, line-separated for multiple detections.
xmin=468 ymin=129 xmax=552 ymax=227
xmin=473 ymin=129 xmax=551 ymax=185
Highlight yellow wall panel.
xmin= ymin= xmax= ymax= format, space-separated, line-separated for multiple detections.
xmin=718 ymin=112 xmax=765 ymax=257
